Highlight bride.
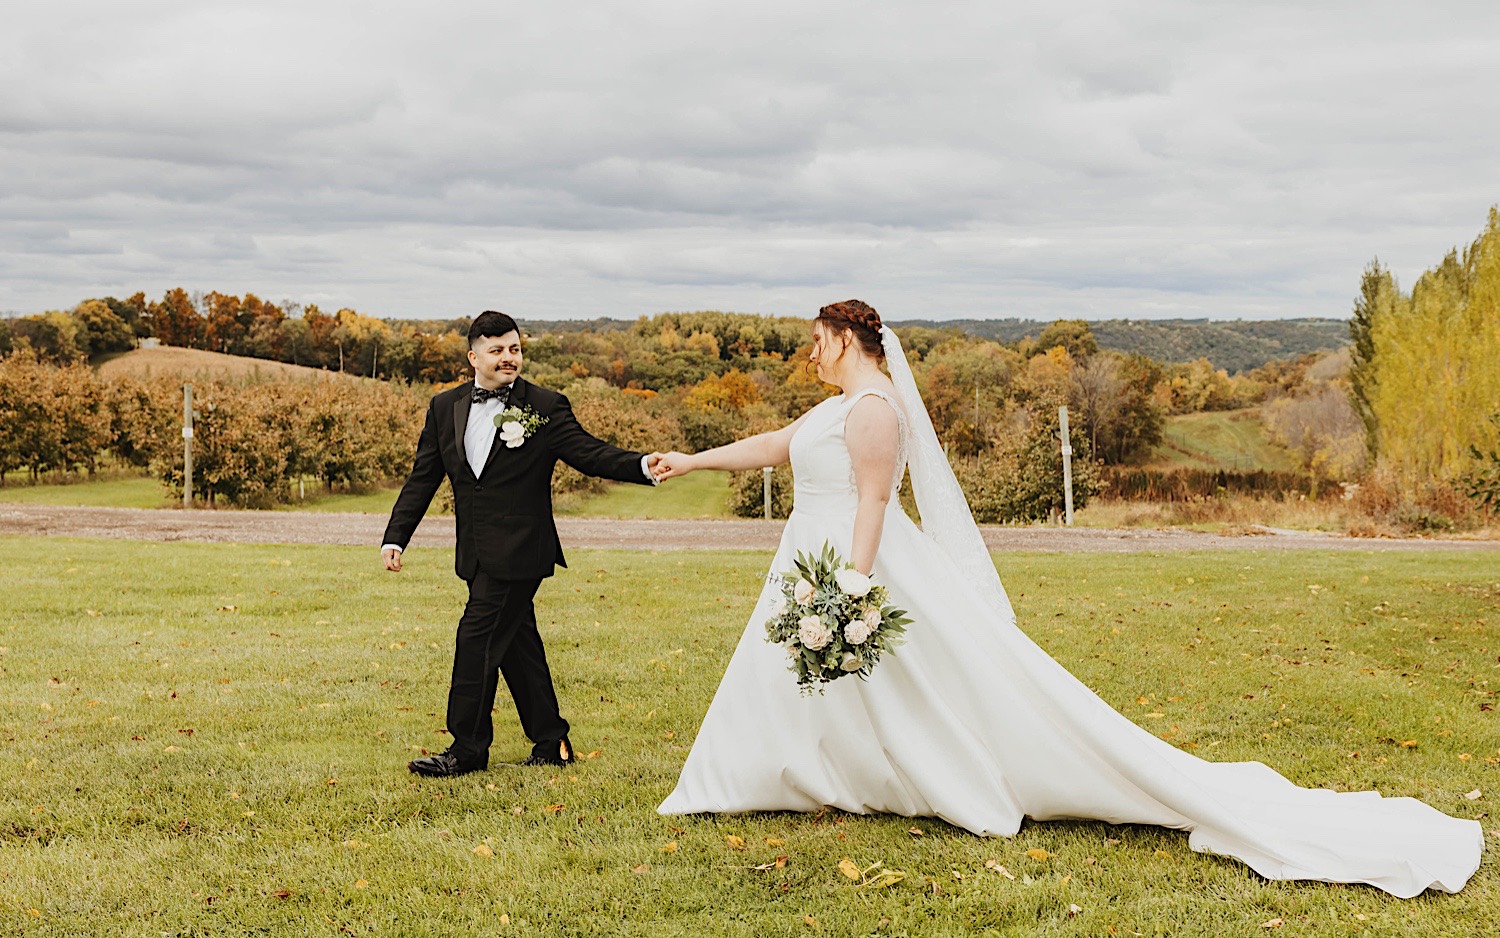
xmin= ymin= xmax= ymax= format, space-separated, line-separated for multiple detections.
xmin=650 ymin=300 xmax=1482 ymax=898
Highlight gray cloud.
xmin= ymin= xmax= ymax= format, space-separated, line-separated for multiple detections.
xmin=2 ymin=0 xmax=1497 ymax=320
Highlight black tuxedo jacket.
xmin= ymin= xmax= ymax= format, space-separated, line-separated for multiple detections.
xmin=382 ymin=377 xmax=650 ymax=581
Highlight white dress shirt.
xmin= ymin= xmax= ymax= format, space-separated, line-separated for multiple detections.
xmin=464 ymin=393 xmax=505 ymax=478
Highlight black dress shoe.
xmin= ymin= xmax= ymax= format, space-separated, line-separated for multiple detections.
xmin=518 ymin=737 xmax=576 ymax=768
xmin=408 ymin=749 xmax=487 ymax=778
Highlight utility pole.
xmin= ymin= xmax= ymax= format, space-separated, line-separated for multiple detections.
xmin=1059 ymin=405 xmax=1074 ymax=525
xmin=182 ymin=384 xmax=194 ymax=509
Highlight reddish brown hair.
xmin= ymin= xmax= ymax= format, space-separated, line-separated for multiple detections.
xmin=814 ymin=299 xmax=884 ymax=362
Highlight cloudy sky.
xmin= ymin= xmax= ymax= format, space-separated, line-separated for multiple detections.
xmin=2 ymin=1 xmax=1497 ymax=322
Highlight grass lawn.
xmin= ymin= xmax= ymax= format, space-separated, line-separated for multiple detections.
xmin=557 ymin=471 xmax=733 ymax=519
xmin=0 ymin=472 xmax=735 ymax=520
xmin=2 ymin=540 xmax=1495 ymax=936
xmin=1144 ymin=410 xmax=1300 ymax=473
xmin=0 ymin=476 xmax=177 ymax=509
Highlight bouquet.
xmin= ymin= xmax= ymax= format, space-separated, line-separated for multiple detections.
xmin=764 ymin=542 xmax=910 ymax=694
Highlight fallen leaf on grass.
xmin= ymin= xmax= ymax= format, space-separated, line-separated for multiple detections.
xmin=751 ymin=855 xmax=789 ymax=871
xmin=1260 ymin=919 xmax=1283 ymax=929
xmin=725 ymin=834 xmax=746 ymax=850
xmin=585 ymin=749 xmax=602 ymax=760
xmin=353 ymin=879 xmax=368 ymax=889
xmin=984 ymin=860 xmax=1016 ymax=880
xmin=1400 ymin=739 xmax=1418 ymax=748
xmin=906 ymin=826 xmax=924 ymax=837
xmin=660 ymin=841 xmax=678 ymax=853
xmin=1104 ymin=837 xmax=1121 ymax=846
xmin=766 ymin=837 xmax=786 ymax=846
xmin=472 ymin=844 xmax=493 ymax=858
xmin=542 ymin=803 xmax=566 ymax=814
xmin=163 ymin=745 xmax=180 ymax=753
xmin=1464 ymin=789 xmax=1483 ymax=801
xmin=837 ymin=858 xmax=862 ymax=880
xmin=804 ymin=914 xmax=816 ymax=927
xmin=271 ymin=889 xmax=292 ymax=900
xmin=1067 ymin=903 xmax=1083 ymax=916
xmin=632 ymin=863 xmax=650 ymax=874
xmin=1025 ymin=848 xmax=1052 ymax=861
xmin=499 ymin=914 xmax=510 ymax=925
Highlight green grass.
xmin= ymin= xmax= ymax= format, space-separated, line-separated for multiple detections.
xmin=1 ymin=541 xmax=1494 ymax=936
xmin=557 ymin=471 xmax=733 ymax=519
xmin=0 ymin=472 xmax=735 ymax=520
xmin=0 ymin=476 xmax=177 ymax=509
xmin=1144 ymin=409 xmax=1300 ymax=472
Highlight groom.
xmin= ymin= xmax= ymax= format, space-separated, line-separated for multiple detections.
xmin=381 ymin=310 xmax=661 ymax=777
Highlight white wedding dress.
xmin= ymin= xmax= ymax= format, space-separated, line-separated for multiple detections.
xmin=658 ymin=331 xmax=1483 ymax=899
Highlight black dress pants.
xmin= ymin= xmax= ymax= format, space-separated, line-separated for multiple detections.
xmin=445 ymin=572 xmax=569 ymax=760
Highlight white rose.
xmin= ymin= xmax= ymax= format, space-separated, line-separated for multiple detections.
xmin=798 ymin=614 xmax=832 ymax=651
xmin=793 ymin=578 xmax=816 ymax=604
xmin=834 ymin=568 xmax=872 ymax=598
xmin=499 ymin=420 xmax=526 ymax=448
xmin=839 ymin=652 xmax=863 ymax=672
xmin=843 ymin=618 xmax=874 ymax=645
xmin=862 ymin=607 xmax=882 ymax=631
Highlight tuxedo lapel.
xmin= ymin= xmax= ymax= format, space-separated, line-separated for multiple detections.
xmin=453 ymin=385 xmax=474 ymax=478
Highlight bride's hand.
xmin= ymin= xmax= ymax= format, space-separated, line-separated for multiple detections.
xmin=653 ymin=451 xmax=695 ymax=481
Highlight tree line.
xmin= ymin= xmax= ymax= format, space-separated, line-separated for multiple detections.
xmin=1348 ymin=207 xmax=1500 ymax=521
xmin=3 ymin=294 xmax=1348 ymax=520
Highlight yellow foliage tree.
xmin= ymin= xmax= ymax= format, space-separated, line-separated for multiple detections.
xmin=1366 ymin=207 xmax=1500 ymax=486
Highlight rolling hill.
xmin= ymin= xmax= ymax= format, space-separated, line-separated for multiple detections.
xmin=96 ymin=346 xmax=369 ymax=383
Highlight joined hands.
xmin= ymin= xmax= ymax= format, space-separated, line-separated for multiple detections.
xmin=651 ymin=451 xmax=694 ymax=482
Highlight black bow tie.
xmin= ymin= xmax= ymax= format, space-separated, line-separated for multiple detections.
xmin=472 ymin=385 xmax=510 ymax=405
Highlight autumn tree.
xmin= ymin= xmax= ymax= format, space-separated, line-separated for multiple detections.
xmin=73 ymin=299 xmax=136 ymax=356
xmin=147 ymin=288 xmax=205 ymax=348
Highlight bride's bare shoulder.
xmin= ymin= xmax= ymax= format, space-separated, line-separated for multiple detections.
xmin=845 ymin=390 xmax=901 ymax=438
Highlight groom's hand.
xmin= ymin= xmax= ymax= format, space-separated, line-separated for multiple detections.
xmin=382 ymin=547 xmax=403 ymax=572
xmin=653 ymin=451 xmax=693 ymax=481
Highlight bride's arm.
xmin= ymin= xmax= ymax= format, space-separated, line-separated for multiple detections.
xmin=654 ymin=410 xmax=814 ymax=478
xmin=846 ymin=397 xmax=901 ymax=575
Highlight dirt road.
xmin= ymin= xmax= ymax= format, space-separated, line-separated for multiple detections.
xmin=4 ymin=503 xmax=1497 ymax=553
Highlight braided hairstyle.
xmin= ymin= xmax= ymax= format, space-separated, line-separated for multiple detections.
xmin=814 ymin=299 xmax=885 ymax=362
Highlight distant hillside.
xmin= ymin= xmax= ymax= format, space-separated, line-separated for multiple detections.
xmin=520 ymin=315 xmax=1351 ymax=373
xmin=892 ymin=318 xmax=1351 ymax=374
xmin=97 ymin=346 xmax=367 ymax=383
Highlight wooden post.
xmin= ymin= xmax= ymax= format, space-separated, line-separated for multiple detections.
xmin=182 ymin=384 xmax=194 ymax=509
xmin=1059 ymin=405 xmax=1074 ymax=526
xmin=762 ymin=466 xmax=773 ymax=520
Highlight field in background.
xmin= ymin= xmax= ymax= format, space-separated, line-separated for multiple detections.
xmin=1 ymin=538 xmax=1494 ymax=935
xmin=0 ymin=472 xmax=736 ymax=520
xmin=96 ymin=346 xmax=367 ymax=384
xmin=556 ymin=471 xmax=731 ymax=518
xmin=1141 ymin=409 xmax=1300 ymax=473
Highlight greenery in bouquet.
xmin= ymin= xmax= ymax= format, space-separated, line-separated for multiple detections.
xmin=492 ymin=404 xmax=548 ymax=448
xmin=764 ymin=542 xmax=911 ymax=694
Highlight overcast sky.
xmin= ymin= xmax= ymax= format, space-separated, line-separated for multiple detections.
xmin=2 ymin=1 xmax=1497 ymax=322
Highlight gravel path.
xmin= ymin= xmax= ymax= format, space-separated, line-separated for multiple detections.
xmin=4 ymin=502 xmax=1497 ymax=553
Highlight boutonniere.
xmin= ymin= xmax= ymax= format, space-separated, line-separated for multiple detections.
xmin=493 ymin=405 xmax=548 ymax=448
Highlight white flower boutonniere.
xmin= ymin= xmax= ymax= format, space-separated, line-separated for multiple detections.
xmin=493 ymin=405 xmax=548 ymax=448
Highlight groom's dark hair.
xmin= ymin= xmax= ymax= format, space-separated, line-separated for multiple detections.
xmin=468 ymin=310 xmax=520 ymax=346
